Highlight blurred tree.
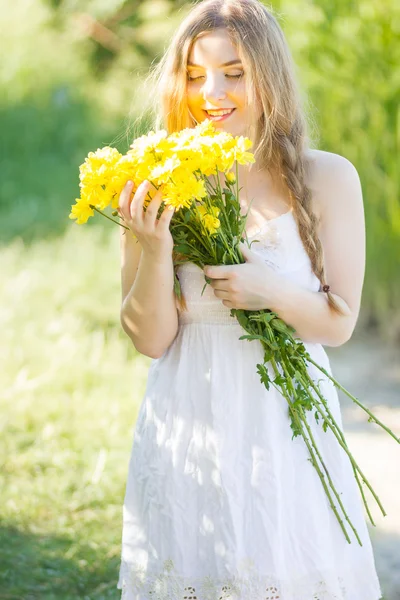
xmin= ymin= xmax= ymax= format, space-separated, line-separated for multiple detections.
xmin=43 ymin=0 xmax=189 ymax=72
xmin=280 ymin=0 xmax=400 ymax=337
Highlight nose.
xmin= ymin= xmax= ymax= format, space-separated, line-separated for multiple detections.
xmin=202 ymin=74 xmax=227 ymax=103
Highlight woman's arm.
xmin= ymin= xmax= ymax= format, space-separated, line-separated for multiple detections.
xmin=119 ymin=181 xmax=179 ymax=359
xmin=269 ymin=152 xmax=365 ymax=347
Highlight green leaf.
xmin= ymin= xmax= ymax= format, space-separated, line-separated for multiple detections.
xmin=273 ymin=374 xmax=286 ymax=386
xmin=293 ymin=370 xmax=303 ymax=382
xmin=174 ymin=244 xmax=193 ymax=254
xmin=222 ymin=250 xmax=230 ymax=263
xmin=238 ymin=333 xmax=266 ymax=342
xmin=248 ymin=311 xmax=276 ymax=325
xmin=256 ymin=363 xmax=271 ymax=390
xmin=271 ymin=318 xmax=290 ymax=334
xmin=231 ymin=309 xmax=249 ymax=329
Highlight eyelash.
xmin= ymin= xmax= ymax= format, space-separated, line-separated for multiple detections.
xmin=187 ymin=73 xmax=244 ymax=81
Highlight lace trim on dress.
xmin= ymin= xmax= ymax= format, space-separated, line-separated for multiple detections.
xmin=117 ymin=557 xmax=382 ymax=600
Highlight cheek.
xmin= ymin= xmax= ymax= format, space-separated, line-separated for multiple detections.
xmin=231 ymin=82 xmax=247 ymax=108
xmin=187 ymin=88 xmax=202 ymax=110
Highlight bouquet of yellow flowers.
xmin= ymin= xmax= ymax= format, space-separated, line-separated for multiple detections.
xmin=70 ymin=119 xmax=399 ymax=545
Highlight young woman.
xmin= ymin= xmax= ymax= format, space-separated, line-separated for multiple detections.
xmin=117 ymin=0 xmax=382 ymax=598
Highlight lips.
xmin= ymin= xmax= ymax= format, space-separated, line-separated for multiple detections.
xmin=203 ymin=108 xmax=236 ymax=115
xmin=203 ymin=108 xmax=236 ymax=122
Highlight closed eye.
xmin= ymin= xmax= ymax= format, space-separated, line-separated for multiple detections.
xmin=187 ymin=73 xmax=244 ymax=81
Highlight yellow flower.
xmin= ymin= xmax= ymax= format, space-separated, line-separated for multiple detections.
xmin=225 ymin=171 xmax=236 ymax=184
xmin=193 ymin=118 xmax=218 ymax=137
xmin=129 ymin=129 xmax=168 ymax=157
xmin=233 ymin=136 xmax=255 ymax=165
xmin=76 ymin=146 xmax=124 ymax=214
xmin=72 ymin=119 xmax=254 ymax=229
xmin=85 ymin=146 xmax=122 ymax=169
xmin=79 ymin=147 xmax=122 ymax=187
xmin=197 ymin=204 xmax=221 ymax=235
xmin=150 ymin=156 xmax=181 ymax=184
xmin=69 ymin=199 xmax=95 ymax=224
xmin=80 ymin=185 xmax=110 ymax=211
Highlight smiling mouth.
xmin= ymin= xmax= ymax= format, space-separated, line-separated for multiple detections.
xmin=203 ymin=108 xmax=236 ymax=121
xmin=204 ymin=108 xmax=236 ymax=116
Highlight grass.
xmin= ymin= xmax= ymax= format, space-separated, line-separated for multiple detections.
xmin=0 ymin=224 xmax=151 ymax=598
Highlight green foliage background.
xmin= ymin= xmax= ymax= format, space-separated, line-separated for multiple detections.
xmin=0 ymin=0 xmax=398 ymax=597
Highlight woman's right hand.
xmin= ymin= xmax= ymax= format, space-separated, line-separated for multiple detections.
xmin=118 ymin=179 xmax=175 ymax=260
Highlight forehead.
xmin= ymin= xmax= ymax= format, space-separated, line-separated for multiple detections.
xmin=188 ymin=29 xmax=240 ymax=66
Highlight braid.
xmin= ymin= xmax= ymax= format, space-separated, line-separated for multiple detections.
xmin=277 ymin=118 xmax=345 ymax=315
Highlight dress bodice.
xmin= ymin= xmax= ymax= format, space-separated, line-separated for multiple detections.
xmin=177 ymin=211 xmax=321 ymax=326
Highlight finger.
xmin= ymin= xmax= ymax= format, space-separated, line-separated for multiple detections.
xmin=213 ymin=288 xmax=230 ymax=300
xmin=222 ymin=299 xmax=233 ymax=308
xmin=157 ymin=202 xmax=175 ymax=229
xmin=118 ymin=180 xmax=135 ymax=220
xmin=143 ymin=188 xmax=165 ymax=228
xmin=203 ymin=265 xmax=235 ymax=278
xmin=130 ymin=180 xmax=151 ymax=224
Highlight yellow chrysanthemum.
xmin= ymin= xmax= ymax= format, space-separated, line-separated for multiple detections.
xmin=129 ymin=129 xmax=168 ymax=157
xmin=233 ymin=136 xmax=255 ymax=165
xmin=162 ymin=171 xmax=207 ymax=211
xmin=197 ymin=204 xmax=221 ymax=235
xmin=225 ymin=171 xmax=236 ymax=184
xmin=150 ymin=156 xmax=181 ymax=184
xmin=79 ymin=147 xmax=122 ymax=188
xmin=72 ymin=117 xmax=254 ymax=228
xmin=69 ymin=199 xmax=95 ymax=224
xmin=85 ymin=146 xmax=122 ymax=169
xmin=80 ymin=185 xmax=111 ymax=211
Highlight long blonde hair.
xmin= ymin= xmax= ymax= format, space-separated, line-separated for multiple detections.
xmin=141 ymin=0 xmax=343 ymax=315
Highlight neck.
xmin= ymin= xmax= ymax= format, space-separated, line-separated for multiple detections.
xmin=236 ymin=162 xmax=281 ymax=194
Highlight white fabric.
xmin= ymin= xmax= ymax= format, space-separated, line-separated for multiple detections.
xmin=117 ymin=211 xmax=382 ymax=600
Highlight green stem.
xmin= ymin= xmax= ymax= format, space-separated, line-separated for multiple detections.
xmin=306 ymin=357 xmax=400 ymax=444
xmin=268 ymin=354 xmax=352 ymax=544
xmin=277 ymin=342 xmax=383 ymax=523
xmin=298 ymin=404 xmax=362 ymax=545
xmin=279 ymin=354 xmax=360 ymax=544
xmin=235 ymin=159 xmax=239 ymax=215
xmin=305 ymin=381 xmax=377 ymax=526
xmin=214 ymin=171 xmax=234 ymax=239
xmin=175 ymin=219 xmax=214 ymax=256
xmin=90 ymin=206 xmax=129 ymax=229
xmin=201 ymin=174 xmax=241 ymax=265
xmin=247 ymin=318 xmax=376 ymax=544
xmin=298 ymin=368 xmax=386 ymax=519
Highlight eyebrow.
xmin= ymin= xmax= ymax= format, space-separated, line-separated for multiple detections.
xmin=187 ymin=60 xmax=243 ymax=68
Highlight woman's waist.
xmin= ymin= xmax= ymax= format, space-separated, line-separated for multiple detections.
xmin=178 ymin=306 xmax=239 ymax=326
xmin=177 ymin=309 xmax=326 ymax=352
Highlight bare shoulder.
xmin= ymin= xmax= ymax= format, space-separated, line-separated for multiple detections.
xmin=304 ymin=148 xmax=363 ymax=223
xmin=302 ymin=149 xmax=366 ymax=333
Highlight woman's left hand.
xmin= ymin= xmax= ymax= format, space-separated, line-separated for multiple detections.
xmin=203 ymin=242 xmax=283 ymax=311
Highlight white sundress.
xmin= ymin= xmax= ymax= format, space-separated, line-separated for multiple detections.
xmin=117 ymin=209 xmax=383 ymax=600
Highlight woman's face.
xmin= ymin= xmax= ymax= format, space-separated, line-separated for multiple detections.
xmin=186 ymin=28 xmax=257 ymax=137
